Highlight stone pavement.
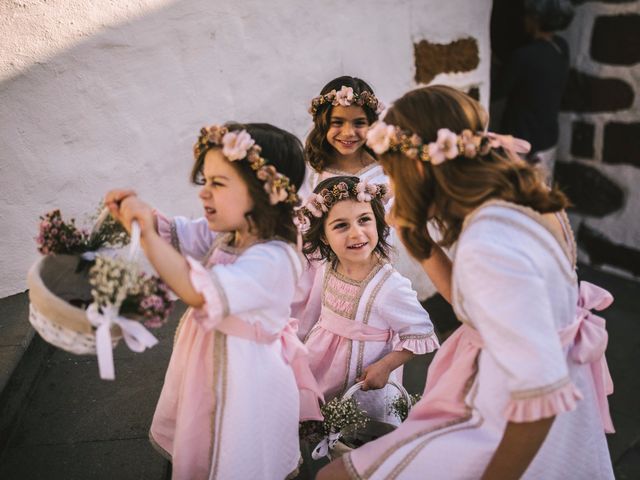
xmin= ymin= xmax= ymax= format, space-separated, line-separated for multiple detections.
xmin=0 ymin=263 xmax=638 ymax=479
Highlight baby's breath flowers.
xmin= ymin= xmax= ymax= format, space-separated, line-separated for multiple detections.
xmin=300 ymin=396 xmax=370 ymax=447
xmin=388 ymin=392 xmax=422 ymax=421
xmin=89 ymin=256 xmax=173 ymax=329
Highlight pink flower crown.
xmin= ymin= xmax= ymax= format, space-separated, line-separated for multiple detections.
xmin=309 ymin=86 xmax=385 ymax=117
xmin=294 ymin=181 xmax=390 ymax=232
xmin=195 ymin=125 xmax=299 ymax=206
xmin=366 ymin=121 xmax=531 ymax=165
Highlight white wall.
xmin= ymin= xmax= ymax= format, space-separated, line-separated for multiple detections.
xmin=0 ymin=0 xmax=492 ymax=297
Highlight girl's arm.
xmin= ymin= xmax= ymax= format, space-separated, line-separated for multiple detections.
xmin=481 ymin=417 xmax=555 ymax=480
xmin=107 ymin=193 xmax=205 ymax=307
xmin=357 ymin=349 xmax=414 ymax=390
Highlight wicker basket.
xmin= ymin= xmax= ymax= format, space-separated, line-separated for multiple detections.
xmin=26 ymin=218 xmax=152 ymax=380
xmin=330 ymin=380 xmax=412 ymax=458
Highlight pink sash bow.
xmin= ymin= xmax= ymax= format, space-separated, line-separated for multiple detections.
xmin=215 ymin=315 xmax=324 ymax=421
xmin=409 ymin=281 xmax=614 ymax=432
xmin=318 ymin=308 xmax=392 ymax=342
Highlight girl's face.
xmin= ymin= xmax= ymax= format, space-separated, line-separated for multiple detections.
xmin=324 ymin=200 xmax=378 ymax=265
xmin=326 ymin=105 xmax=369 ymax=157
xmin=199 ymin=149 xmax=254 ymax=233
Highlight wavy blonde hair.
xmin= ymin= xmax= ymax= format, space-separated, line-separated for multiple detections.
xmin=380 ymin=85 xmax=569 ymax=260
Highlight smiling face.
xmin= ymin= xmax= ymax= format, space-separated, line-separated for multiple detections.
xmin=325 ymin=105 xmax=370 ymax=157
xmin=323 ymin=199 xmax=378 ymax=266
xmin=198 ymin=148 xmax=254 ymax=233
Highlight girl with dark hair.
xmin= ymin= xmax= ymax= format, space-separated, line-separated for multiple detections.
xmin=105 ymin=122 xmax=321 ymax=480
xmin=297 ymin=175 xmax=438 ymax=425
xmin=293 ymin=77 xmax=454 ymax=341
xmin=318 ymin=85 xmax=615 ymax=479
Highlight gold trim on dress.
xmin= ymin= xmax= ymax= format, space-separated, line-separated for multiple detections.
xmin=510 ymin=376 xmax=571 ymax=400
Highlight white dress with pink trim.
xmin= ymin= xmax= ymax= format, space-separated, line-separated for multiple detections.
xmin=344 ymin=201 xmax=615 ymax=479
xmin=150 ymin=215 xmax=306 ymax=480
xmin=301 ymin=260 xmax=439 ymax=423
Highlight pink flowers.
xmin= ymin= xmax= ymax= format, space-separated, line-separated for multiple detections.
xmin=427 ymin=129 xmax=459 ymax=165
xmin=36 ymin=210 xmax=87 ymax=255
xmin=366 ymin=122 xmax=397 ymax=155
xmin=222 ymin=129 xmax=255 ymax=161
xmin=334 ymin=86 xmax=355 ymax=107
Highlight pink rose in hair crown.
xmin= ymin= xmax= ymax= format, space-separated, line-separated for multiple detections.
xmin=366 ymin=121 xmax=397 ymax=155
xmin=356 ymin=182 xmax=373 ymax=202
xmin=428 ymin=128 xmax=459 ymax=165
xmin=222 ymin=130 xmax=255 ymax=161
xmin=335 ymin=86 xmax=355 ymax=107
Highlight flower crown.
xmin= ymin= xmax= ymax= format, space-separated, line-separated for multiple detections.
xmin=294 ymin=181 xmax=389 ymax=232
xmin=309 ymin=86 xmax=385 ymax=117
xmin=195 ymin=125 xmax=299 ymax=205
xmin=366 ymin=121 xmax=531 ymax=165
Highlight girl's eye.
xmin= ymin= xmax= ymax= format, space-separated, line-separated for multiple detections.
xmin=330 ymin=120 xmax=342 ymax=126
xmin=355 ymin=120 xmax=368 ymax=127
xmin=359 ymin=216 xmax=372 ymax=224
xmin=333 ymin=223 xmax=348 ymax=230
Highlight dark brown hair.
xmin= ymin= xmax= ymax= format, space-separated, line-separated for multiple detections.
xmin=191 ymin=123 xmax=305 ymax=244
xmin=380 ymin=85 xmax=569 ymax=260
xmin=301 ymin=176 xmax=390 ymax=265
xmin=305 ymin=76 xmax=380 ymax=173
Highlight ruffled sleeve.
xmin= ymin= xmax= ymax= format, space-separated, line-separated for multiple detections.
xmin=376 ymin=271 xmax=440 ymax=354
xmin=504 ymin=379 xmax=583 ymax=422
xmin=154 ymin=212 xmax=216 ymax=261
xmin=455 ymin=228 xmax=581 ymax=422
xmin=187 ymin=242 xmax=302 ymax=332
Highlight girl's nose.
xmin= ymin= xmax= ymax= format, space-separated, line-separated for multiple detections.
xmin=342 ymin=122 xmax=355 ymax=136
xmin=199 ymin=186 xmax=210 ymax=199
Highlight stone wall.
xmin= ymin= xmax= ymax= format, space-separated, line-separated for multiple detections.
xmin=556 ymin=0 xmax=640 ymax=278
xmin=0 ymin=0 xmax=492 ymax=297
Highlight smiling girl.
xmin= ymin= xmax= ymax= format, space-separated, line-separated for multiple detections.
xmin=297 ymin=176 xmax=439 ymax=423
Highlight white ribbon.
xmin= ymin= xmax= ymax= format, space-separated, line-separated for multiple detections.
xmin=86 ymin=303 xmax=159 ymax=380
xmin=311 ymin=431 xmax=342 ymax=460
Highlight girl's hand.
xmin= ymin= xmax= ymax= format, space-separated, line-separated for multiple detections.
xmin=106 ymin=191 xmax=155 ymax=236
xmin=105 ymin=189 xmax=137 ymax=224
xmin=357 ymin=360 xmax=392 ymax=391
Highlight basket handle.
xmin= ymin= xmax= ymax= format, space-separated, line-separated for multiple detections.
xmin=90 ymin=208 xmax=141 ymax=261
xmin=341 ymin=380 xmax=414 ymax=411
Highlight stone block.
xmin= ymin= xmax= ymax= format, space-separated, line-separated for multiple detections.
xmin=578 ymin=223 xmax=640 ymax=276
xmin=555 ymin=161 xmax=624 ymax=217
xmin=603 ymin=122 xmax=640 ymax=167
xmin=561 ymin=69 xmax=634 ymax=113
xmin=414 ymin=38 xmax=479 ymax=84
xmin=571 ymin=121 xmax=595 ymax=158
xmin=591 ymin=14 xmax=640 ymax=66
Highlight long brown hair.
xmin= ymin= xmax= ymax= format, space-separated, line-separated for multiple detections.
xmin=305 ymin=76 xmax=379 ymax=173
xmin=380 ymin=85 xmax=569 ymax=260
xmin=191 ymin=123 xmax=305 ymax=244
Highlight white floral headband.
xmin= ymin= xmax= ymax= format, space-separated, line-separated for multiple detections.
xmin=309 ymin=86 xmax=385 ymax=117
xmin=195 ymin=125 xmax=299 ymax=206
xmin=366 ymin=121 xmax=531 ymax=165
xmin=294 ymin=181 xmax=390 ymax=232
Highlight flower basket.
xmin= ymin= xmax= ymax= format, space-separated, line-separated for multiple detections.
xmin=27 ymin=209 xmax=172 ymax=379
xmin=306 ymin=380 xmax=414 ymax=461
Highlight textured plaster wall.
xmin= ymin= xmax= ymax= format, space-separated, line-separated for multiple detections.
xmin=0 ymin=0 xmax=491 ymax=297
xmin=558 ymin=1 xmax=640 ymax=272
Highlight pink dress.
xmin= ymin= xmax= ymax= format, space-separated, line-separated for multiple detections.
xmin=344 ymin=201 xmax=615 ymax=479
xmin=150 ymin=216 xmax=319 ymax=480
xmin=301 ymin=260 xmax=439 ymax=423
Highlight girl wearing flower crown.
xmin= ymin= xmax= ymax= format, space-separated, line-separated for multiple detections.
xmin=293 ymin=76 xmax=453 ymax=340
xmin=296 ymin=175 xmax=439 ymax=425
xmin=318 ymin=86 xmax=615 ymax=479
xmin=105 ymin=123 xmax=323 ymax=480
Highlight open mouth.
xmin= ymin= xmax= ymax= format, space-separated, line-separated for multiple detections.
xmin=347 ymin=242 xmax=368 ymax=250
xmin=337 ymin=139 xmax=360 ymax=147
xmin=204 ymin=206 xmax=216 ymax=216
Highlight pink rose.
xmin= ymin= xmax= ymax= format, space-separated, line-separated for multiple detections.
xmin=366 ymin=121 xmax=396 ymax=155
xmin=355 ymin=182 xmax=372 ymax=202
xmin=222 ymin=130 xmax=255 ymax=161
xmin=334 ymin=86 xmax=355 ymax=107
xmin=460 ymin=129 xmax=478 ymax=158
xmin=428 ymin=128 xmax=459 ymax=165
